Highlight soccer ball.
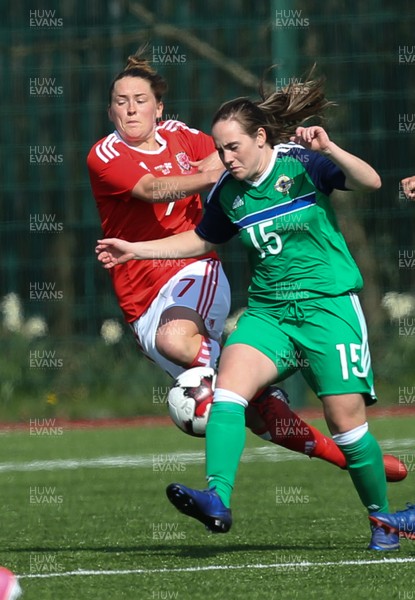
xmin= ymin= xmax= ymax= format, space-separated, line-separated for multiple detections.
xmin=167 ymin=367 xmax=216 ymax=437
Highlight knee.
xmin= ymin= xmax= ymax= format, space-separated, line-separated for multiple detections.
xmin=156 ymin=330 xmax=196 ymax=366
xmin=332 ymin=422 xmax=368 ymax=446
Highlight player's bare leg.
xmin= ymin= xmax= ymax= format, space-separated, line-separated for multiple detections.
xmin=156 ymin=306 xmax=220 ymax=368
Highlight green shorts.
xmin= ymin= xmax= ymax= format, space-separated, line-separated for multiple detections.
xmin=225 ymin=293 xmax=376 ymax=405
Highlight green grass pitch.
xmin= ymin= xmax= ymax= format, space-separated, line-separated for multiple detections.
xmin=0 ymin=415 xmax=414 ymax=599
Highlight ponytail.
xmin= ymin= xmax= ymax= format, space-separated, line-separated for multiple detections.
xmin=212 ymin=65 xmax=334 ymax=145
xmin=108 ymin=46 xmax=168 ymax=105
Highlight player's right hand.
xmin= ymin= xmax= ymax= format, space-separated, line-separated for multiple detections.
xmin=189 ymin=151 xmax=224 ymax=173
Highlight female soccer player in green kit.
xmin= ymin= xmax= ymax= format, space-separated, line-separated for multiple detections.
xmin=96 ymin=75 xmax=399 ymax=551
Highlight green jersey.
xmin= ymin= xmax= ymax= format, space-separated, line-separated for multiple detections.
xmin=196 ymin=143 xmax=363 ymax=309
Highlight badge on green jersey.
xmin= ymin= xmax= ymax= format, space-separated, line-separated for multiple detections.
xmin=274 ymin=175 xmax=294 ymax=194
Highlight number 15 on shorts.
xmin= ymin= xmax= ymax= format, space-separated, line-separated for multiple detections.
xmin=336 ymin=343 xmax=370 ymax=380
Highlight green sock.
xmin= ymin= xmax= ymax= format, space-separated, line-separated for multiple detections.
xmin=337 ymin=431 xmax=388 ymax=514
xmin=206 ymin=401 xmax=246 ymax=508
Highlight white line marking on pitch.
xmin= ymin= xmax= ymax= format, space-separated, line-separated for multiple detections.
xmin=19 ymin=557 xmax=415 ymax=579
xmin=0 ymin=438 xmax=411 ymax=473
xmin=0 ymin=448 xmax=303 ymax=473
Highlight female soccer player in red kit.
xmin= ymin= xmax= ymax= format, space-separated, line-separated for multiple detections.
xmin=89 ymin=52 xmax=403 ymax=479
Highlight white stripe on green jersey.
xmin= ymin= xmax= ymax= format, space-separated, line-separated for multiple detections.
xmin=196 ymin=143 xmax=363 ymax=309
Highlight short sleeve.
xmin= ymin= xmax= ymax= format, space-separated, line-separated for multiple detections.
xmin=157 ymin=120 xmax=216 ymax=162
xmin=87 ymin=138 xmax=150 ymax=201
xmin=283 ymin=146 xmax=348 ymax=195
xmin=195 ymin=177 xmax=239 ymax=244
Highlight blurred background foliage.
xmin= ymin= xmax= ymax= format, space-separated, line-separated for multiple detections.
xmin=1 ymin=0 xmax=415 ymax=420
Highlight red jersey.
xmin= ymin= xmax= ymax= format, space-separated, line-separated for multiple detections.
xmin=87 ymin=120 xmax=218 ymax=322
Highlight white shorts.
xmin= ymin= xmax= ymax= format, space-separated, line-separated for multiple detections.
xmin=131 ymin=259 xmax=231 ymax=378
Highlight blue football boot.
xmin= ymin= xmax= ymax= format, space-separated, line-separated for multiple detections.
xmin=166 ymin=483 xmax=232 ymax=533
xmin=368 ymin=524 xmax=400 ymax=550
xmin=369 ymin=503 xmax=415 ymax=540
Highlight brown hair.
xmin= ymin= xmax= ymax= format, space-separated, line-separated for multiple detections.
xmin=211 ymin=66 xmax=333 ymax=145
xmin=108 ymin=49 xmax=168 ymax=105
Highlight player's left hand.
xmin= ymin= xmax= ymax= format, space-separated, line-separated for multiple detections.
xmin=290 ymin=126 xmax=332 ymax=154
xmin=95 ymin=239 xmax=135 ymax=269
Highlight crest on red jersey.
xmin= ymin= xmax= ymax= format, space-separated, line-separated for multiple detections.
xmin=176 ymin=152 xmax=191 ymax=173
